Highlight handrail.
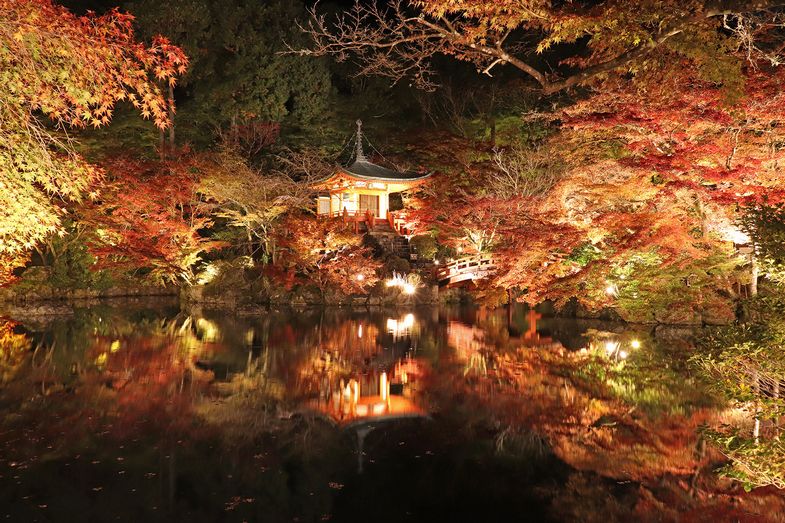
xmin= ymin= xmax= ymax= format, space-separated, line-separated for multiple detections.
xmin=387 ymin=210 xmax=409 ymax=236
xmin=437 ymin=254 xmax=496 ymax=283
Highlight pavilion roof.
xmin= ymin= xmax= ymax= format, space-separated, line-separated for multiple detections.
xmin=325 ymin=119 xmax=431 ymax=184
xmin=341 ymin=159 xmax=431 ymax=182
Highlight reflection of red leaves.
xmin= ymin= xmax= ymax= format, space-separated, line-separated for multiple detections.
xmin=82 ymin=333 xmax=217 ymax=439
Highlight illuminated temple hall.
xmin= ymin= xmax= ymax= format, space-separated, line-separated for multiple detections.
xmin=312 ymin=120 xmax=431 ymax=233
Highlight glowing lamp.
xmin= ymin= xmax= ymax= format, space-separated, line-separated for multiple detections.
xmin=619 ymin=350 xmax=628 ymax=359
xmin=356 ymin=273 xmax=365 ymax=281
xmin=631 ymin=339 xmax=641 ymax=349
xmin=403 ymin=283 xmax=416 ymax=295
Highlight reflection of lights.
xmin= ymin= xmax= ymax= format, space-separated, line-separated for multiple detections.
xmin=94 ymin=352 xmax=108 ymax=366
xmin=380 ymin=372 xmax=388 ymax=400
xmin=196 ymin=318 xmax=219 ymax=342
xmin=110 ymin=340 xmax=120 ymax=353
xmin=631 ymin=339 xmax=641 ymax=349
xmin=358 ymin=324 xmax=363 ymax=339
xmin=387 ymin=314 xmax=416 ymax=338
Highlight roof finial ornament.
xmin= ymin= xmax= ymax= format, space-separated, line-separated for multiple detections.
xmin=355 ymin=119 xmax=367 ymax=163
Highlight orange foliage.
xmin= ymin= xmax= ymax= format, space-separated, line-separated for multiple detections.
xmin=274 ymin=215 xmax=381 ymax=295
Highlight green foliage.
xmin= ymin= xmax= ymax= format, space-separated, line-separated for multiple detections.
xmin=572 ymin=333 xmax=716 ymax=418
xmin=693 ymin=305 xmax=785 ymax=490
xmin=566 ymin=243 xmax=603 ymax=267
xmin=603 ymin=250 xmax=740 ymax=322
xmin=740 ymin=203 xmax=785 ymax=284
xmin=127 ymin=0 xmax=332 ymax=143
xmin=19 ymin=231 xmax=113 ymax=291
xmin=409 ymin=234 xmax=438 ymax=260
xmin=702 ymin=426 xmax=785 ymax=491
xmin=382 ymin=255 xmax=411 ymax=277
xmin=47 ymin=235 xmax=113 ymax=290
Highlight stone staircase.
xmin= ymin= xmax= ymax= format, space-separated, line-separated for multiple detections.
xmin=367 ymin=221 xmax=411 ymax=259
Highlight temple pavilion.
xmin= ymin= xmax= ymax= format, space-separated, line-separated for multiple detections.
xmin=313 ymin=120 xmax=431 ymax=229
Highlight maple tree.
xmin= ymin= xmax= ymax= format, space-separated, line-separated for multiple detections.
xmin=296 ymin=0 xmax=784 ymax=95
xmin=197 ymin=150 xmax=313 ymax=263
xmin=274 ymin=214 xmax=381 ymax=297
xmin=0 ymin=0 xmax=187 ymax=283
xmin=405 ymin=65 xmax=785 ymax=312
xmin=82 ymin=155 xmax=218 ymax=284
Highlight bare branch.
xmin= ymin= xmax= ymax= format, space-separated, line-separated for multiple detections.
xmin=291 ymin=0 xmax=785 ymax=96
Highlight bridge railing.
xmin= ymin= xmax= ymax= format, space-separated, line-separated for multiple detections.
xmin=437 ymin=254 xmax=496 ymax=283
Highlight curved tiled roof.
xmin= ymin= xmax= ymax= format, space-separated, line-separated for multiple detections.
xmin=342 ymin=159 xmax=431 ymax=182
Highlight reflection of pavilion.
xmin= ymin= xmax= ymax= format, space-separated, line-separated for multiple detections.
xmin=313 ymin=355 xmax=425 ymax=424
xmin=308 ymin=314 xmax=427 ymax=425
xmin=521 ymin=310 xmax=554 ymax=347
xmin=447 ymin=309 xmax=558 ymax=360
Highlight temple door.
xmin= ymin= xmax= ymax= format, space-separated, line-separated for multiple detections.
xmin=359 ymin=194 xmax=379 ymax=217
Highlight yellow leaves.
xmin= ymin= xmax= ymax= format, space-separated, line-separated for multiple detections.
xmin=94 ymin=352 xmax=107 ymax=367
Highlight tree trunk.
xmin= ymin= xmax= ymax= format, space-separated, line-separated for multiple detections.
xmin=159 ymin=128 xmax=165 ymax=160
xmin=750 ymin=254 xmax=759 ymax=297
xmin=167 ymin=83 xmax=175 ymax=149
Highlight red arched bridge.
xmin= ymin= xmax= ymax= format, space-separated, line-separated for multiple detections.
xmin=437 ymin=254 xmax=497 ymax=286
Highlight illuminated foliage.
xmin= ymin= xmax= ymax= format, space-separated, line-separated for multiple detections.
xmin=298 ymin=0 xmax=777 ymax=96
xmin=83 ymin=156 xmax=218 ymax=284
xmin=198 ymin=151 xmax=311 ymax=262
xmin=275 ymin=215 xmax=381 ymax=296
xmin=0 ymin=320 xmax=32 ymax=383
xmin=0 ymin=0 xmax=186 ymax=282
xmin=695 ymin=313 xmax=785 ymax=490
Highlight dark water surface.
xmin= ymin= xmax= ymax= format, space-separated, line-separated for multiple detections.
xmin=0 ymin=301 xmax=780 ymax=522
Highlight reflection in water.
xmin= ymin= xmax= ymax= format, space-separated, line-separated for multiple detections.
xmin=0 ymin=303 xmax=783 ymax=521
xmin=309 ymin=313 xmax=426 ymax=424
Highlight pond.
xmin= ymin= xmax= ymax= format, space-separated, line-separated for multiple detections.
xmin=0 ymin=300 xmax=782 ymax=522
